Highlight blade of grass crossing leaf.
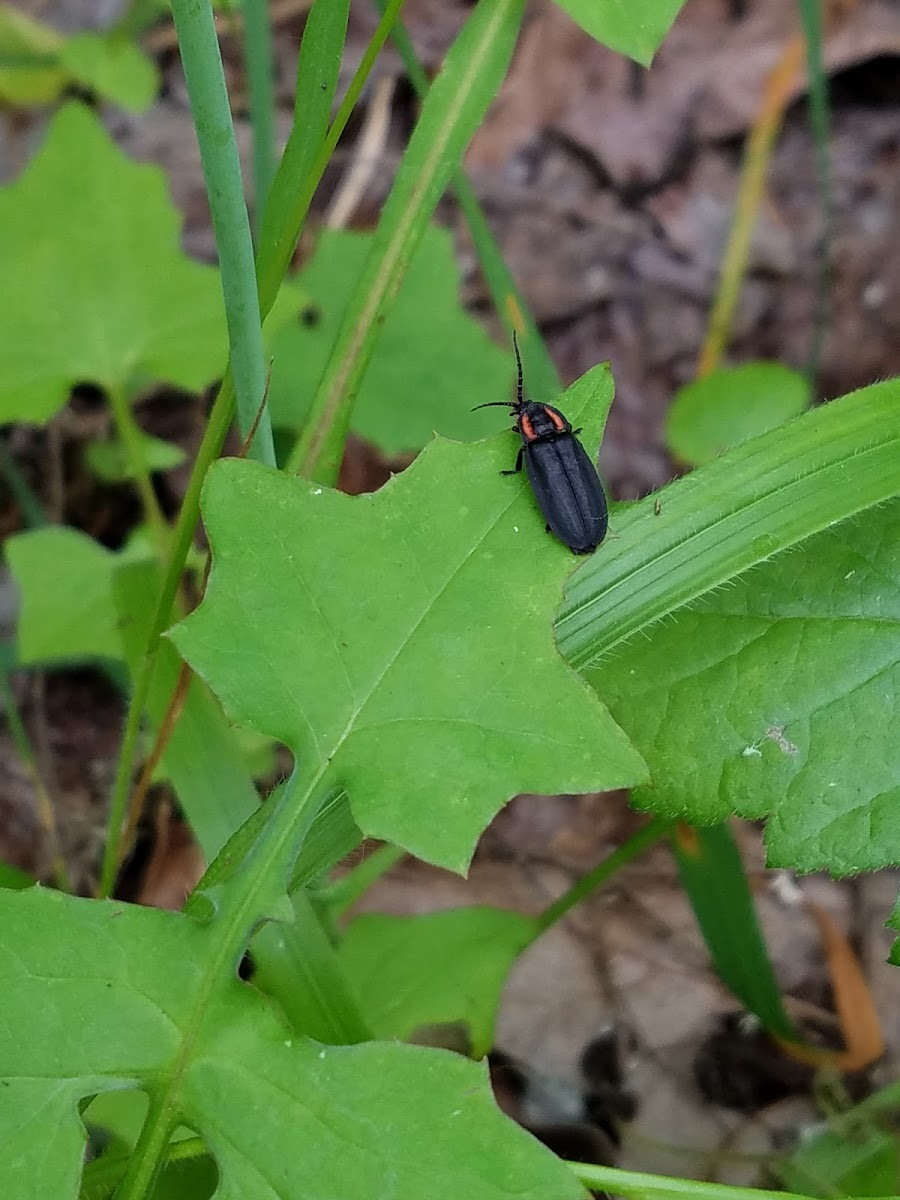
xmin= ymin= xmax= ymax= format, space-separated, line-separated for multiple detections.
xmin=571 ymin=1163 xmax=820 ymax=1200
xmin=557 ymin=378 xmax=900 ymax=668
xmin=673 ymin=823 xmax=795 ymax=1040
xmin=241 ymin=0 xmax=276 ymax=238
xmin=253 ymin=890 xmax=373 ymax=1044
xmin=381 ymin=4 xmax=561 ymax=402
xmin=169 ymin=0 xmax=275 ymax=464
xmin=286 ymin=0 xmax=527 ymax=482
xmin=796 ymin=0 xmax=831 ymax=388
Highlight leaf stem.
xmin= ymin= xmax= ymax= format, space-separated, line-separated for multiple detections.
xmin=0 ymin=665 xmax=69 ymax=892
xmin=533 ymin=818 xmax=671 ymax=937
xmin=112 ymin=1088 xmax=179 ymax=1200
xmin=97 ymin=373 xmax=236 ymax=898
xmin=322 ymin=842 xmax=406 ymax=918
xmin=105 ymin=381 xmax=169 ymax=559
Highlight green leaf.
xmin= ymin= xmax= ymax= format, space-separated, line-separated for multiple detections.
xmin=85 ymin=430 xmax=186 ymax=483
xmin=339 ymin=907 xmax=537 ymax=1057
xmin=172 ymin=366 xmax=647 ymax=873
xmin=268 ymin=227 xmax=512 ymax=455
xmin=551 ymin=0 xmax=685 ymax=66
xmin=589 ymin=499 xmax=900 ymax=874
xmin=558 ymin=378 xmax=900 ymax=668
xmin=666 ymin=363 xmax=810 ymax=467
xmin=0 ymin=9 xmax=157 ymax=110
xmin=58 ymin=32 xmax=157 ymax=111
xmin=7 ymin=527 xmax=147 ymax=665
xmin=0 ymin=103 xmax=225 ymax=426
xmin=0 ymin=879 xmax=584 ymax=1198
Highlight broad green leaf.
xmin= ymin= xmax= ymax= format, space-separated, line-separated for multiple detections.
xmin=589 ymin=499 xmax=900 ymax=874
xmin=551 ymin=0 xmax=685 ymax=65
xmin=59 ymin=32 xmax=158 ymax=112
xmin=666 ymin=363 xmax=810 ymax=467
xmin=0 ymin=874 xmax=583 ymax=1198
xmin=0 ymin=8 xmax=157 ymax=109
xmin=172 ymin=366 xmax=647 ymax=873
xmin=339 ymin=907 xmax=537 ymax=1057
xmin=267 ymin=227 xmax=512 ymax=454
xmin=0 ymin=103 xmax=225 ymax=425
xmin=558 ymin=378 xmax=900 ymax=668
xmin=0 ymin=4 xmax=65 ymax=104
xmin=85 ymin=429 xmax=186 ymax=483
xmin=7 ymin=527 xmax=146 ymax=664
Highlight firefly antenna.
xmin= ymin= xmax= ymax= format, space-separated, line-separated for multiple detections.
xmin=471 ymin=331 xmax=529 ymax=411
xmin=512 ymin=330 xmax=524 ymax=406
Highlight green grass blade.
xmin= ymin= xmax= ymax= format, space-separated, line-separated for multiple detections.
xmin=796 ymin=0 xmax=831 ymax=388
xmin=241 ymin=0 xmax=276 ymax=238
xmin=557 ymin=379 xmax=900 ymax=667
xmin=673 ymin=823 xmax=795 ymax=1039
xmin=255 ymin=0 xmax=352 ymax=317
xmin=382 ymin=4 xmax=561 ymax=402
xmin=169 ymin=0 xmax=274 ymax=465
xmin=285 ymin=0 xmax=527 ymax=481
xmin=0 ymin=438 xmax=45 ymax=528
xmin=253 ymin=889 xmax=373 ymax=1043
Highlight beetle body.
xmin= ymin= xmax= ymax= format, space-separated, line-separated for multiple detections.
xmin=514 ymin=400 xmax=608 ymax=553
xmin=476 ymin=336 xmax=609 ymax=554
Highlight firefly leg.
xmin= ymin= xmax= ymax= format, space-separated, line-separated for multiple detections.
xmin=501 ymin=446 xmax=525 ymax=475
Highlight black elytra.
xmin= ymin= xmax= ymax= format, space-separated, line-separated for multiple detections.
xmin=474 ymin=333 xmax=609 ymax=554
